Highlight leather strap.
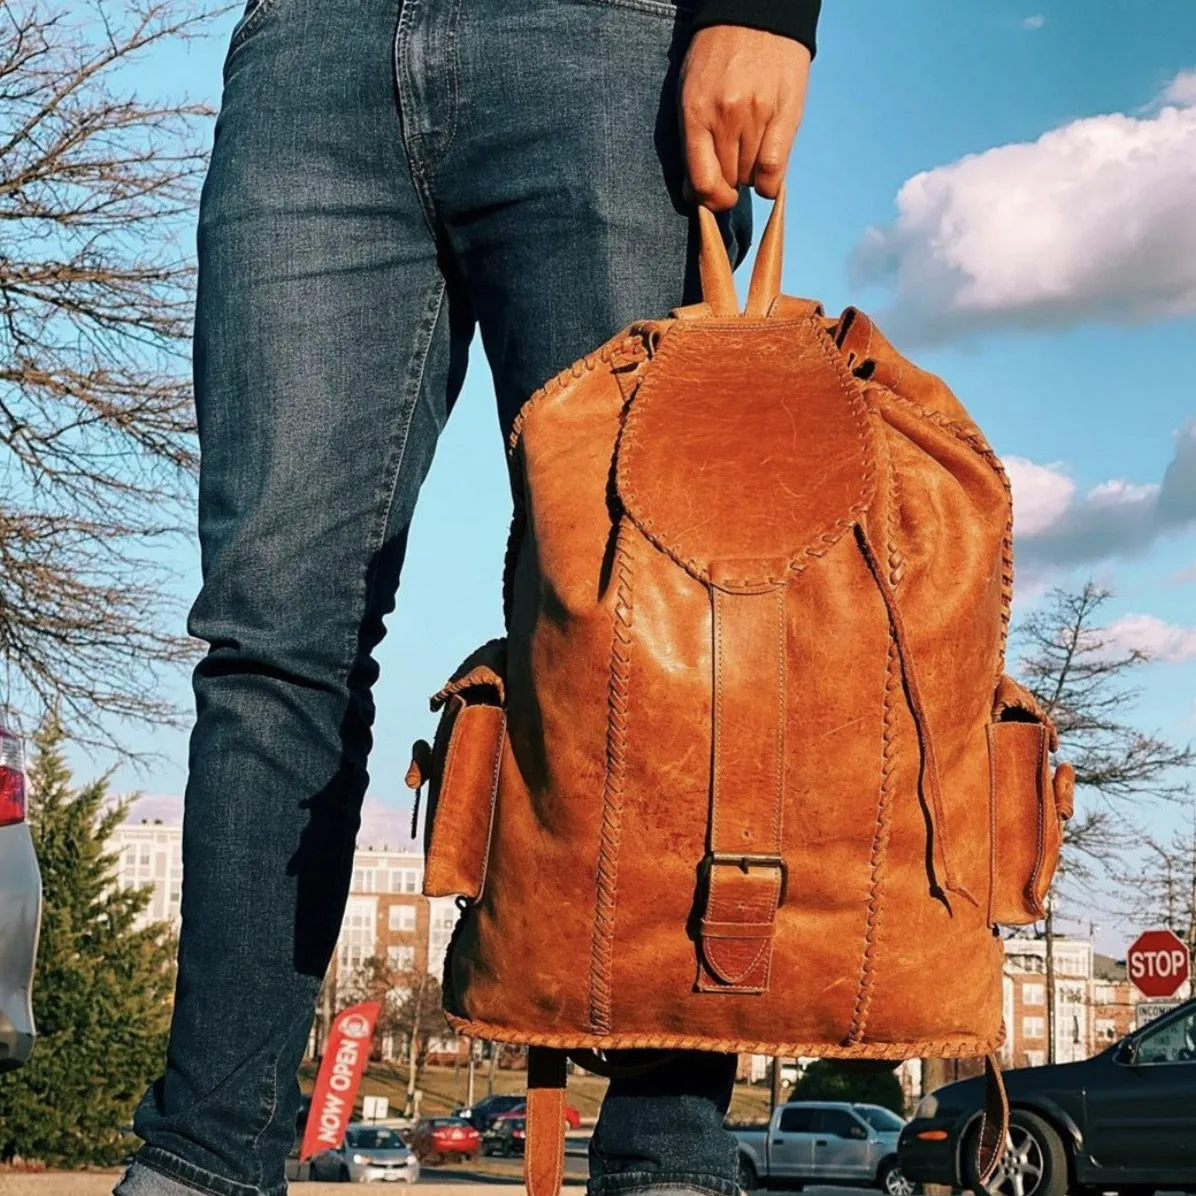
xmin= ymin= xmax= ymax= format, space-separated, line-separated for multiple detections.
xmin=854 ymin=523 xmax=976 ymax=908
xmin=744 ymin=181 xmax=786 ymax=317
xmin=524 ymin=1047 xmax=568 ymax=1196
xmin=696 ymin=205 xmax=739 ymax=316
xmin=975 ymin=1053 xmax=1010 ymax=1186
xmin=698 ymin=563 xmax=788 ymax=993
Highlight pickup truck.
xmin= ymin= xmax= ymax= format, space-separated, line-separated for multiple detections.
xmin=734 ymin=1101 xmax=915 ymax=1195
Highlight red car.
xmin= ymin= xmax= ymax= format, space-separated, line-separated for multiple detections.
xmin=408 ymin=1116 xmax=481 ymax=1164
xmin=493 ymin=1102 xmax=582 ymax=1131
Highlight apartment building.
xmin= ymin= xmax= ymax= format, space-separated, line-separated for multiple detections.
xmin=110 ymin=822 xmax=458 ymax=981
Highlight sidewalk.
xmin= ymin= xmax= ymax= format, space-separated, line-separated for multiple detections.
xmin=0 ymin=1174 xmax=583 ymax=1195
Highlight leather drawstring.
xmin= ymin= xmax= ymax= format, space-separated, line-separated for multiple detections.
xmin=977 ymin=1053 xmax=1011 ymax=1185
xmin=854 ymin=523 xmax=977 ymax=909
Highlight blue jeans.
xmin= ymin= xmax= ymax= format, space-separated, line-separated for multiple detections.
xmin=115 ymin=0 xmax=751 ymax=1193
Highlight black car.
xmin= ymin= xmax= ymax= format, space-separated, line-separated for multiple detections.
xmin=453 ymin=1093 xmax=526 ymax=1132
xmin=899 ymin=999 xmax=1196 ymax=1196
xmin=482 ymin=1115 xmax=527 ymax=1158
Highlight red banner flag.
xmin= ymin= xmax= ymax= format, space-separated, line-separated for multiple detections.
xmin=299 ymin=1000 xmax=382 ymax=1161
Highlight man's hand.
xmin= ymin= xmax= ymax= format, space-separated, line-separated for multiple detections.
xmin=678 ymin=26 xmax=811 ymax=211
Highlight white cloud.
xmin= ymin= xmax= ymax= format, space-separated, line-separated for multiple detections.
xmin=1159 ymin=69 xmax=1196 ymax=108
xmin=1005 ymin=457 xmax=1075 ymax=534
xmin=1101 ymin=613 xmax=1196 ymax=663
xmin=1011 ymin=420 xmax=1196 ymax=571
xmin=1021 ymin=14 xmax=1045 ymax=30
xmin=851 ymin=70 xmax=1196 ymax=341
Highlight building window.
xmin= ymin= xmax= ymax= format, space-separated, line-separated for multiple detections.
xmin=388 ymin=945 xmax=415 ymax=971
xmin=390 ymin=871 xmax=402 ymax=893
xmin=1093 ymin=984 xmax=1116 ymax=1004
xmin=1024 ymin=1050 xmax=1045 ymax=1067
xmin=1022 ymin=1016 xmax=1045 ymax=1039
xmin=353 ymin=869 xmax=363 ymax=891
xmin=403 ymin=870 xmax=417 ymax=893
xmin=1022 ymin=983 xmax=1045 ymax=1006
xmin=389 ymin=904 xmax=416 ymax=932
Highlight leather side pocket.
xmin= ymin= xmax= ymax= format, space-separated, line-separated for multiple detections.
xmin=987 ymin=675 xmax=1074 ymax=927
xmin=408 ymin=641 xmax=506 ymax=902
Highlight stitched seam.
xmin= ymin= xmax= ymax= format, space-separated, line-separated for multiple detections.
xmin=616 ymin=316 xmax=878 ymax=589
xmin=507 ymin=324 xmax=662 ymax=460
xmin=574 ymin=0 xmax=698 ymax=15
xmin=427 ymin=699 xmax=464 ymax=890
xmin=711 ymin=588 xmax=723 ymax=850
xmin=226 ymin=0 xmax=286 ymax=60
xmin=441 ymin=1010 xmax=1005 ymax=1058
xmin=392 ymin=3 xmax=441 ymax=240
xmin=1025 ymin=726 xmax=1048 ymax=914
xmin=475 ymin=715 xmax=505 ymax=898
xmin=987 ymin=724 xmax=997 ymax=928
xmin=854 ymin=522 xmax=973 ymax=906
xmin=846 ymin=635 xmax=899 ymax=1044
xmin=588 ymin=522 xmax=635 ymax=1035
xmin=871 ymin=385 xmax=1014 ymax=676
xmin=342 ymin=276 xmax=446 ymax=679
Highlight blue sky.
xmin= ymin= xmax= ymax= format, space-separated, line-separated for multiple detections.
xmin=84 ymin=0 xmax=1196 ymax=948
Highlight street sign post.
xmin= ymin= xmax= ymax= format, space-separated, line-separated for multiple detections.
xmin=1135 ymin=999 xmax=1183 ymax=1029
xmin=1127 ymin=929 xmax=1191 ymax=999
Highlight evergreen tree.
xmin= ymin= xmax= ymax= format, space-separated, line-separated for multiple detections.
xmin=792 ymin=1059 xmax=906 ymax=1115
xmin=0 ymin=720 xmax=175 ymax=1166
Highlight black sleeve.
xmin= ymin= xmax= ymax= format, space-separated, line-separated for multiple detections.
xmin=689 ymin=0 xmax=821 ymax=58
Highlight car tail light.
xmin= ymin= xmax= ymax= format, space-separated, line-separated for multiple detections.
xmin=0 ymin=723 xmax=27 ymax=828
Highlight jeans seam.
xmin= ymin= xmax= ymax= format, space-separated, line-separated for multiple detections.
xmin=590 ymin=1175 xmax=739 ymax=1196
xmin=129 ymin=1147 xmax=285 ymax=1196
xmin=246 ymin=1004 xmax=311 ymax=1184
xmin=392 ymin=0 xmax=441 ymax=238
xmin=570 ymin=0 xmax=697 ymax=16
xmin=343 ymin=271 xmax=447 ymax=678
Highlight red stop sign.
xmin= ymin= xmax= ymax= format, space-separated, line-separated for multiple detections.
xmin=1127 ymin=929 xmax=1191 ymax=998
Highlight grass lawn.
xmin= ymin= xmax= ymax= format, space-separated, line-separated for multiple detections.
xmin=297 ymin=1062 xmax=774 ymax=1124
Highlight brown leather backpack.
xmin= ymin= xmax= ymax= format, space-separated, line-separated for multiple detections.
xmin=407 ymin=190 xmax=1074 ymax=1195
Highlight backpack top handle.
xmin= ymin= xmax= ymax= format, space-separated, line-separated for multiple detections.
xmin=694 ymin=181 xmax=786 ymax=318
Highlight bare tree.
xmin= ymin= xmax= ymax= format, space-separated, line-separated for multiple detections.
xmin=0 ymin=0 xmax=218 ymax=749
xmin=1011 ymin=581 xmax=1194 ymax=1059
xmin=339 ymin=954 xmax=448 ymax=1112
xmin=1119 ymin=814 xmax=1196 ymax=958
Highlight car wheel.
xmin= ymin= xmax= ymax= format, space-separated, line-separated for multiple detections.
xmin=878 ymin=1157 xmax=919 ymax=1196
xmin=425 ymin=1152 xmax=441 ymax=1166
xmin=965 ymin=1110 xmax=1068 ymax=1196
xmin=737 ymin=1155 xmax=758 ymax=1193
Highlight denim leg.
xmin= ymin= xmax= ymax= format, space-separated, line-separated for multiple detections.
xmin=116 ymin=1 xmax=473 ymax=1192
xmin=118 ymin=0 xmax=754 ymax=1193
xmin=586 ymin=1053 xmax=741 ymax=1196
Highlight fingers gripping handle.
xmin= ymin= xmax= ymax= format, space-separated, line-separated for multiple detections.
xmin=695 ymin=182 xmax=787 ymax=317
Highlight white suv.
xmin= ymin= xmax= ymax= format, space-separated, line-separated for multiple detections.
xmin=0 ymin=715 xmax=41 ymax=1070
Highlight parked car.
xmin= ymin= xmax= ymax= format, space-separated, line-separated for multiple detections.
xmin=453 ymin=1093 xmax=525 ymax=1132
xmin=735 ymin=1101 xmax=915 ymax=1195
xmin=482 ymin=1115 xmax=527 ymax=1158
xmin=309 ymin=1123 xmax=419 ymax=1184
xmin=408 ymin=1116 xmax=481 ymax=1164
xmin=0 ymin=716 xmax=41 ymax=1071
xmin=491 ymin=1102 xmax=582 ymax=1131
xmin=899 ymin=998 xmax=1196 ymax=1196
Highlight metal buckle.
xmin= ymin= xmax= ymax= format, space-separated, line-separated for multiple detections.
xmin=700 ymin=852 xmax=788 ymax=905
